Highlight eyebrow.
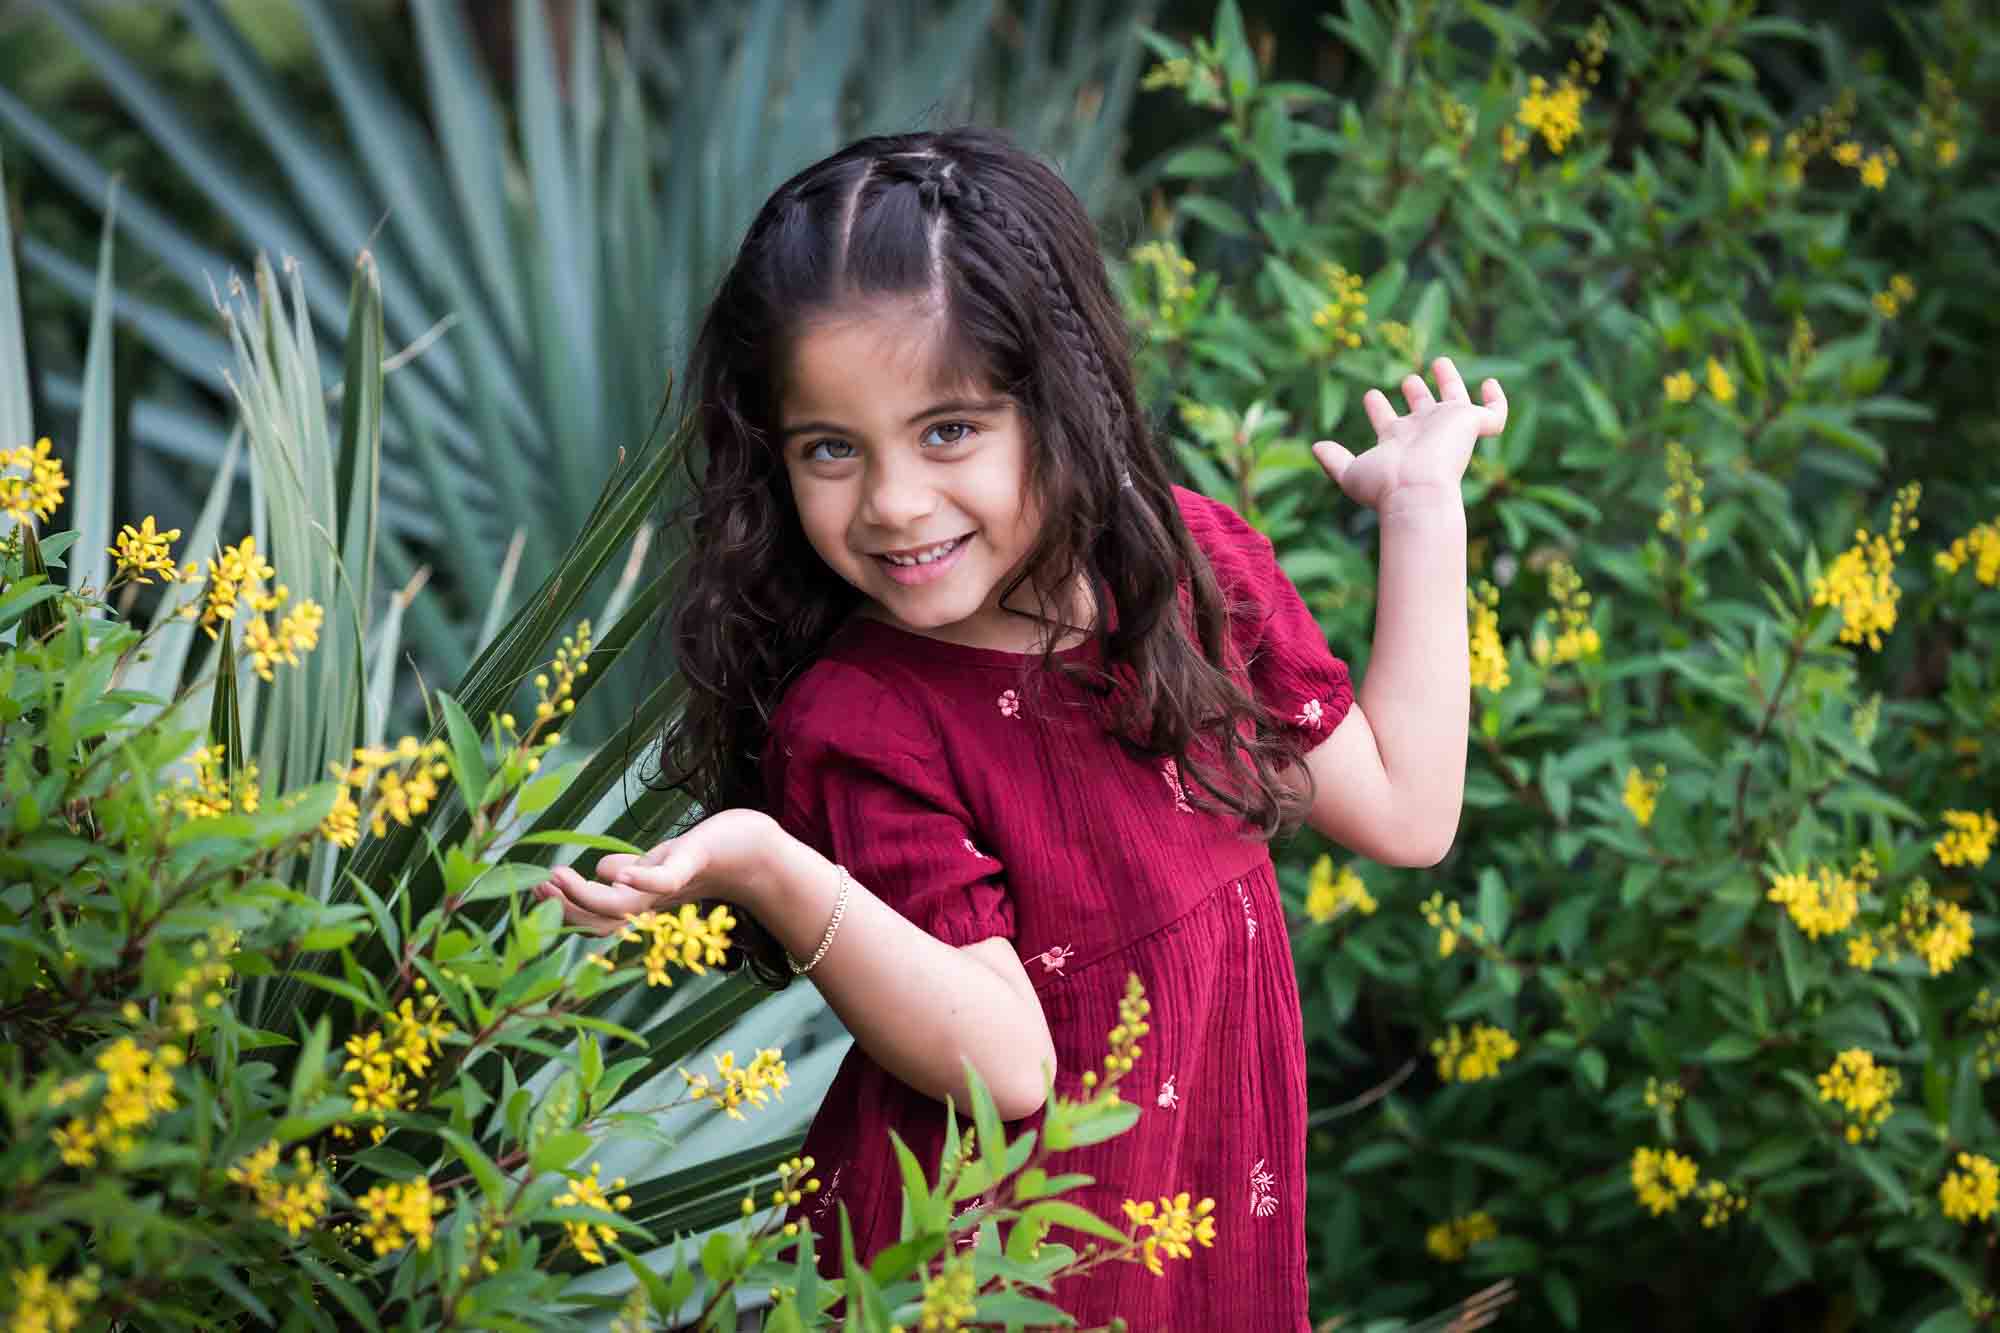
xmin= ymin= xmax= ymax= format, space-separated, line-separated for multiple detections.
xmin=780 ymin=397 xmax=1009 ymax=441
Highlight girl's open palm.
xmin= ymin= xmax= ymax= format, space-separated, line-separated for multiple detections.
xmin=531 ymin=807 xmax=777 ymax=936
xmin=1311 ymin=356 xmax=1507 ymax=513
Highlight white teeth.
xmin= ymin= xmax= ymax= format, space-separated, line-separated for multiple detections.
xmin=883 ymin=536 xmax=963 ymax=566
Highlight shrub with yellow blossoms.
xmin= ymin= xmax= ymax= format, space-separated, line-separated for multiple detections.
xmin=1305 ymin=853 xmax=1377 ymax=924
xmin=1817 ymin=1049 xmax=1900 ymax=1144
xmin=1811 ymin=483 xmax=1921 ymax=651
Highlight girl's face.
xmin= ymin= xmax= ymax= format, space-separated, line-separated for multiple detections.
xmin=780 ymin=295 xmax=1066 ymax=652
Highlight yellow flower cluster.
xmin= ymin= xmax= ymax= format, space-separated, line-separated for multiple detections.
xmin=554 ymin=1161 xmax=635 ymax=1265
xmin=1437 ymin=93 xmax=1475 ymax=139
xmin=1623 ymin=765 xmax=1666 ymax=828
xmin=1430 ymin=1023 xmax=1519 ymax=1083
xmin=1516 ymin=75 xmax=1587 ymax=154
xmin=320 ymin=735 xmax=453 ymax=848
xmin=1939 ymin=1152 xmax=1999 ymax=1225
xmin=1305 ymin=854 xmax=1376 ymax=924
xmin=1121 ymin=1191 xmax=1218 ymax=1277
xmin=1531 ymin=559 xmax=1598 ymax=665
xmin=616 ymin=902 xmax=737 ymax=987
xmin=108 ymin=516 xmax=182 ymax=585
xmin=1872 ymin=273 xmax=1917 ymax=319
xmin=1816 ymin=1048 xmax=1898 ymax=1143
xmin=226 ymin=1140 xmax=332 ymax=1238
xmin=1631 ymin=1146 xmax=1700 ymax=1216
xmin=1130 ymin=241 xmax=1200 ymax=327
xmin=1935 ymin=515 xmax=2000 ymax=586
xmin=1420 ymin=892 xmax=1484 ymax=958
xmin=1425 ymin=1210 xmax=1498 ymax=1261
xmin=1376 ymin=319 xmax=1414 ymax=364
xmin=1 ymin=438 xmax=69 ymax=526
xmin=1704 ymin=357 xmax=1736 ymax=405
xmin=161 ymin=927 xmax=239 ymax=1036
xmin=1777 ymin=89 xmax=1858 ymax=187
xmin=1467 ymin=581 xmax=1508 ymax=693
xmin=915 ymin=1254 xmax=979 ymax=1330
xmin=1767 ymin=855 xmax=1870 ymax=939
xmin=4 ymin=1264 xmax=98 ymax=1333
xmin=1845 ymin=879 xmax=1974 ymax=977
xmin=1935 ymin=809 xmax=1997 ymax=869
xmin=158 ymin=743 xmax=262 ymax=821
xmin=741 ymin=1153 xmax=821 ymax=1228
xmin=1081 ymin=973 xmax=1151 ymax=1096
xmin=1811 ymin=482 xmax=1920 ymax=651
xmin=356 ymin=1177 xmax=444 ymax=1257
xmin=387 ymin=989 xmax=458 ymax=1076
xmin=535 ymin=621 xmax=593 ymax=728
xmin=51 ymin=1038 xmax=183 ymax=1167
xmin=1311 ymin=262 xmax=1368 ymax=349
xmin=1830 ymin=139 xmax=1899 ymax=190
xmin=679 ymin=1048 xmax=789 ymax=1121
xmin=342 ymin=1024 xmax=421 ymax=1143
xmin=1909 ymin=67 xmax=1963 ymax=168
xmin=1644 ymin=1077 xmax=1686 ymax=1116
xmin=1786 ymin=315 xmax=1816 ymax=376
xmin=1696 ymin=1179 xmax=1748 ymax=1229
xmin=1661 ymin=369 xmax=1697 ymax=404
xmin=1657 ymin=441 xmax=1708 ymax=545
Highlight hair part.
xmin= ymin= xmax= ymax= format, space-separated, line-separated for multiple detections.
xmin=645 ymin=127 xmax=1315 ymax=988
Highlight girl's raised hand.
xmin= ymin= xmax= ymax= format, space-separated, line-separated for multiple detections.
xmin=530 ymin=807 xmax=780 ymax=936
xmin=1310 ymin=356 xmax=1507 ymax=515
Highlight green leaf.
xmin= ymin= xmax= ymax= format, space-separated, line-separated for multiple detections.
xmin=1061 ymin=1097 xmax=1142 ymax=1148
xmin=1178 ymin=194 xmax=1252 ymax=238
xmin=529 ymin=1128 xmax=592 ymax=1173
xmin=437 ymin=690 xmax=491 ymax=811
xmin=1022 ymin=1199 xmax=1128 ymax=1246
xmin=1161 ymin=145 xmax=1237 ymax=179
xmin=510 ymin=830 xmax=646 ymax=855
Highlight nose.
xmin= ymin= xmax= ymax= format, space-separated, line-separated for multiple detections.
xmin=859 ymin=458 xmax=938 ymax=535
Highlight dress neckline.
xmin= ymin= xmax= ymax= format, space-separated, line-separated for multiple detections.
xmin=839 ymin=612 xmax=1100 ymax=669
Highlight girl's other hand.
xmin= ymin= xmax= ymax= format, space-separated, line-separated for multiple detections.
xmin=530 ymin=808 xmax=782 ymax=936
xmin=1310 ymin=355 xmax=1507 ymax=516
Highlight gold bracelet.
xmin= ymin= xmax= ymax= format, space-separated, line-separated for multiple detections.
xmin=787 ymin=862 xmax=851 ymax=976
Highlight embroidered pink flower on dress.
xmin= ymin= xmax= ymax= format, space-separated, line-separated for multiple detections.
xmin=1157 ymin=1074 xmax=1180 ymax=1110
xmin=1250 ymin=1159 xmax=1278 ymax=1218
xmin=1236 ymin=881 xmax=1259 ymax=941
xmin=1162 ymin=759 xmax=1194 ymax=814
xmin=813 ymin=1164 xmax=843 ymax=1221
xmin=955 ymin=1195 xmax=987 ymax=1248
xmin=998 ymin=689 xmax=1021 ymax=718
xmin=1297 ymin=697 xmax=1324 ymax=728
xmin=1033 ymin=944 xmax=1074 ymax=975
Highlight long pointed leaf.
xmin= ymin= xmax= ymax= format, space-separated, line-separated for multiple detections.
xmin=65 ymin=177 xmax=117 ymax=601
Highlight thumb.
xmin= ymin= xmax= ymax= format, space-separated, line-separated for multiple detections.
xmin=1311 ymin=439 xmax=1355 ymax=484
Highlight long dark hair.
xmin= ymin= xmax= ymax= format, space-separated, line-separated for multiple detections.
xmin=644 ymin=127 xmax=1314 ymax=987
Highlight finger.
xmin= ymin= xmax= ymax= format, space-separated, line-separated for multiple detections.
xmin=533 ymin=879 xmax=626 ymax=936
xmin=1479 ymin=379 xmax=1509 ymax=434
xmin=1310 ymin=439 xmax=1355 ymax=485
xmin=595 ymin=851 xmax=640 ymax=880
xmin=1361 ymin=387 xmax=1399 ymax=435
xmin=1401 ymin=372 xmax=1437 ymax=414
xmin=1433 ymin=356 xmax=1469 ymax=403
xmin=549 ymin=865 xmax=657 ymax=921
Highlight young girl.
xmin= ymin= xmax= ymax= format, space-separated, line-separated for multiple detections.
xmin=534 ymin=126 xmax=1505 ymax=1328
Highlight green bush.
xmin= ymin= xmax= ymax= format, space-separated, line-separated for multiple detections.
xmin=1122 ymin=1 xmax=2000 ymax=1327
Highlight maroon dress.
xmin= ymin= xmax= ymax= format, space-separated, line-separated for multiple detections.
xmin=763 ymin=487 xmax=1354 ymax=1329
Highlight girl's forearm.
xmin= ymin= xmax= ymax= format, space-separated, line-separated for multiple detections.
xmin=749 ymin=830 xmax=1057 ymax=1121
xmin=1358 ymin=497 xmax=1470 ymax=848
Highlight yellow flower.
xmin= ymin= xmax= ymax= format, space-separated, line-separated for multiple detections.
xmin=387 ymin=993 xmax=458 ymax=1076
xmin=1631 ymin=1147 xmax=1700 ymax=1215
xmin=1748 ymin=132 xmax=1770 ymax=159
xmin=1859 ymin=153 xmax=1889 ymax=189
xmin=1697 ymin=1179 xmax=1748 ymax=1229
xmin=554 ymin=1162 xmax=634 ymax=1265
xmin=1430 ymin=1023 xmax=1519 ymax=1083
xmin=356 ymin=1178 xmax=445 ymax=1256
xmin=617 ymin=902 xmax=738 ymax=988
xmin=1816 ymin=1049 xmax=1898 ymax=1143
xmin=1934 ymin=516 xmax=2000 ymax=586
xmin=0 ymin=437 xmax=70 ymax=525
xmin=1658 ymin=441 xmax=1708 ymax=544
xmin=1935 ymin=810 xmax=1997 ymax=869
xmin=1544 ymin=560 xmax=1599 ymax=664
xmin=1704 ymin=357 xmax=1736 ymax=404
xmin=1121 ymin=1192 xmax=1217 ymax=1276
xmin=229 ymin=1142 xmax=331 ymax=1238
xmin=916 ymin=1254 xmax=980 ymax=1328
xmin=1623 ymin=765 xmax=1665 ymax=828
xmin=1662 ymin=369 xmax=1697 ymax=404
xmin=108 ymin=516 xmax=183 ymax=585
xmin=1812 ymin=483 xmax=1921 ymax=651
xmin=178 ymin=535 xmax=278 ymax=639
xmin=1940 ymin=1153 xmax=1999 ymax=1224
xmin=1467 ymin=581 xmax=1508 ymax=692
xmin=679 ymin=1048 xmax=789 ymax=1120
xmin=1516 ymin=74 xmax=1586 ymax=154
xmin=1425 ymin=1211 xmax=1498 ymax=1261
xmin=1845 ymin=933 xmax=1880 ymax=970
xmin=1937 ymin=138 xmax=1959 ymax=166
xmin=1767 ymin=863 xmax=1862 ymax=939
xmin=1305 ymin=854 xmax=1377 ymax=924
xmin=1832 ymin=141 xmax=1864 ymax=167
xmin=5 ymin=1263 xmax=100 ymax=1333
xmin=1420 ymin=891 xmax=1482 ymax=958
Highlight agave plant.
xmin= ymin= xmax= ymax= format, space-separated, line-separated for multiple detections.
xmin=0 ymin=0 xmax=1150 ymax=749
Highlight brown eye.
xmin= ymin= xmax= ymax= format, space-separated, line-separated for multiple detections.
xmin=922 ymin=422 xmax=974 ymax=447
xmin=803 ymin=438 xmax=855 ymax=462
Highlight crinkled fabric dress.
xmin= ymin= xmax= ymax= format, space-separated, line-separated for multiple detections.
xmin=764 ymin=486 xmax=1354 ymax=1330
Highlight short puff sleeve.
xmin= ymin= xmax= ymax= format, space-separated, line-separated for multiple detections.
xmin=1179 ymin=487 xmax=1356 ymax=758
xmin=766 ymin=664 xmax=1015 ymax=949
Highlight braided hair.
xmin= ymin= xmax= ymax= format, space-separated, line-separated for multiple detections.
xmin=646 ymin=128 xmax=1314 ymax=988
